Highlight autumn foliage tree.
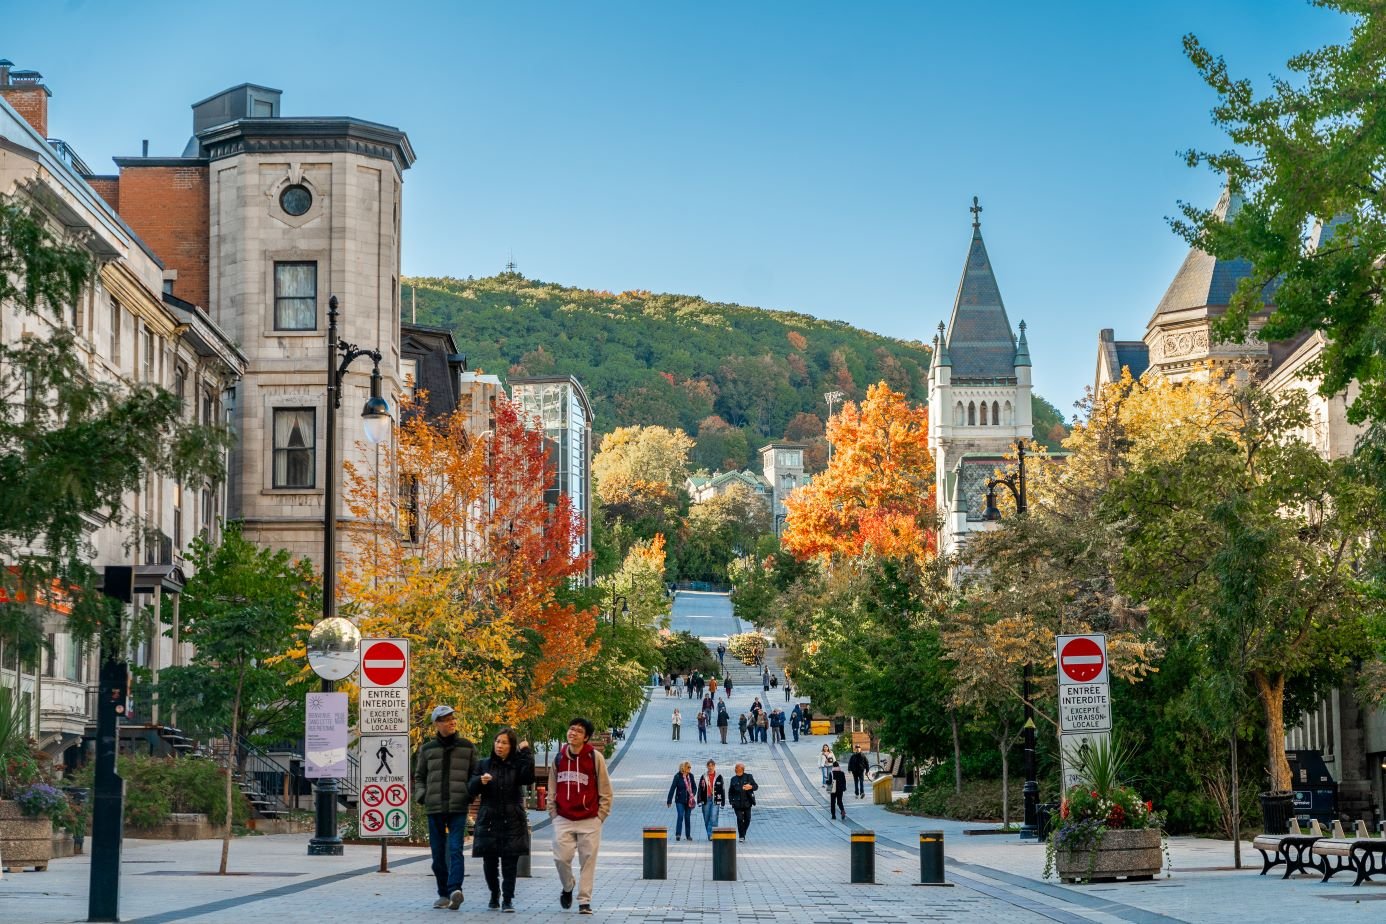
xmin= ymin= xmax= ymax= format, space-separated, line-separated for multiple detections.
xmin=342 ymin=396 xmax=596 ymax=740
xmin=781 ymin=383 xmax=936 ymax=562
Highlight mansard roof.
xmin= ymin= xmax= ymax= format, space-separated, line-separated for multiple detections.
xmin=943 ymin=210 xmax=1018 ymax=382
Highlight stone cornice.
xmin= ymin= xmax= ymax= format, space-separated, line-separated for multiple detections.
xmin=196 ymin=118 xmax=415 ymax=172
xmin=100 ymin=262 xmax=182 ymax=337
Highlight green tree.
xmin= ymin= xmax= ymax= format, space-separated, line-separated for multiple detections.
xmin=0 ymin=194 xmax=229 ymax=654
xmin=1179 ymin=2 xmax=1386 ymax=423
xmin=156 ymin=525 xmax=316 ymax=874
xmin=1105 ymin=386 xmax=1386 ymax=795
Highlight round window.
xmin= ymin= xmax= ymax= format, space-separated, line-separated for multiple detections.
xmin=280 ymin=184 xmax=312 ymax=216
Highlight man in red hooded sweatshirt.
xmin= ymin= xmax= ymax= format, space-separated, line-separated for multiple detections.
xmin=550 ymin=717 xmax=613 ymax=915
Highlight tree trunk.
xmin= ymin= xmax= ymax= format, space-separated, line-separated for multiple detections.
xmin=951 ymin=711 xmax=962 ymax=794
xmin=1253 ymin=671 xmax=1291 ymax=793
xmin=1230 ymin=734 xmax=1241 ymax=869
xmin=220 ymin=670 xmax=244 ymax=875
xmin=1000 ymin=741 xmax=1010 ymax=828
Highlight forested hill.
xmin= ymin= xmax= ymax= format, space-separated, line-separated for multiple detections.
xmin=404 ymin=272 xmax=1066 ymax=472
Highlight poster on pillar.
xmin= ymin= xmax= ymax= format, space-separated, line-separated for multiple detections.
xmin=305 ymin=691 xmax=349 ymax=778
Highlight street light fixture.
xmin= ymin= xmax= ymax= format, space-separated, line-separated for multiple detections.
xmin=982 ymin=439 xmax=1040 ymax=841
xmin=308 ymin=295 xmax=392 ymax=857
xmin=607 ymin=591 xmax=629 ymax=627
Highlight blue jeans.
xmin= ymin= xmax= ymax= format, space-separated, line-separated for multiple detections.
xmin=674 ymin=801 xmax=693 ymax=839
xmin=701 ymin=801 xmax=720 ymax=840
xmin=428 ymin=811 xmax=467 ymax=897
xmin=697 ymin=725 xmax=708 ymax=742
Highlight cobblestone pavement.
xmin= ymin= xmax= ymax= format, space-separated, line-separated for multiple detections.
xmin=5 ymin=592 xmax=1385 ymax=922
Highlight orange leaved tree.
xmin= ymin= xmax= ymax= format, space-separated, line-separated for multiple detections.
xmin=342 ymin=395 xmax=596 ymax=740
xmin=781 ymin=382 xmax=936 ymax=562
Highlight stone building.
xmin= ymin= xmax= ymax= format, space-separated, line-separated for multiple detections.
xmin=0 ymin=71 xmax=244 ymax=762
xmin=759 ymin=442 xmax=806 ymax=531
xmin=929 ymin=202 xmax=1034 ymax=559
xmin=685 ymin=469 xmax=773 ymax=507
xmin=1092 ymin=187 xmax=1381 ymax=822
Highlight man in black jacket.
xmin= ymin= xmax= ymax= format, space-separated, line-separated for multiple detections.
xmin=829 ymin=761 xmax=848 ymax=820
xmin=847 ymin=745 xmax=871 ymax=798
xmin=696 ymin=759 xmax=725 ymax=840
xmin=727 ymin=762 xmax=759 ymax=842
xmin=415 ymin=705 xmax=479 ymax=910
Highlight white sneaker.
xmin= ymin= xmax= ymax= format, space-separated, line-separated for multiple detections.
xmin=434 ymin=897 xmax=451 ymax=909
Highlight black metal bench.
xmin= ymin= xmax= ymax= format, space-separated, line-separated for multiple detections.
xmin=1252 ymin=819 xmax=1322 ymax=877
xmin=1350 ymin=839 xmax=1386 ymax=887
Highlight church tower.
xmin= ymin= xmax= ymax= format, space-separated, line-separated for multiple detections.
xmin=928 ymin=198 xmax=1033 ymax=559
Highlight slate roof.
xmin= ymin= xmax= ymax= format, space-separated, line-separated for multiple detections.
xmin=947 ymin=455 xmax=1009 ymax=522
xmin=1148 ymin=187 xmax=1271 ymax=324
xmin=944 ymin=222 xmax=1018 ymax=382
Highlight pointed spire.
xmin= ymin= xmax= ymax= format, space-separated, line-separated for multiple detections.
xmin=934 ymin=321 xmax=951 ymax=367
xmin=942 ymin=200 xmax=1016 ymax=380
xmin=1014 ymin=320 xmax=1031 ymax=367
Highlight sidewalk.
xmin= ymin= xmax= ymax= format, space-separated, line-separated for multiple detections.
xmin=773 ymin=722 xmax=1386 ymax=923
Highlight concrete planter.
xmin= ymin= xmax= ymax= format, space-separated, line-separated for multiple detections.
xmin=1054 ymin=827 xmax=1162 ymax=883
xmin=50 ymin=831 xmax=75 ymax=859
xmin=130 ymin=813 xmax=226 ymax=841
xmin=0 ymin=800 xmax=53 ymax=872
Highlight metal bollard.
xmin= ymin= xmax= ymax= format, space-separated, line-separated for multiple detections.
xmin=916 ymin=830 xmax=953 ymax=886
xmin=850 ymin=830 xmax=876 ymax=883
xmin=711 ymin=826 xmax=737 ymax=881
xmin=643 ymin=826 xmax=668 ymax=880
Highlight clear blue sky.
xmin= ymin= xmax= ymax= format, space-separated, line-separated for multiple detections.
xmin=6 ymin=1 xmax=1350 ymax=415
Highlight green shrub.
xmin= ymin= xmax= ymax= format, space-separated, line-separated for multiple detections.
xmin=659 ymin=630 xmax=719 ymax=677
xmin=70 ymin=755 xmax=249 ymax=828
xmin=894 ymin=778 xmax=1024 ymax=823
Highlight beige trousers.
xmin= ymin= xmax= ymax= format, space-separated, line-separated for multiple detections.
xmin=551 ymin=814 xmax=603 ymax=904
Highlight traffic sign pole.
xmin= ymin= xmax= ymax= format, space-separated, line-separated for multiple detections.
xmin=1056 ymin=635 xmax=1111 ymax=799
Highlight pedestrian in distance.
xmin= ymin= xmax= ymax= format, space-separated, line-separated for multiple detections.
xmin=469 ymin=727 xmax=534 ymax=912
xmin=687 ymin=672 xmax=697 ymax=700
xmin=415 ymin=704 xmax=479 ymax=910
xmin=697 ymin=759 xmax=725 ymax=839
xmin=550 ymin=717 xmax=613 ymax=916
xmin=738 ymin=713 xmax=748 ymax=743
xmin=671 ymin=708 xmax=682 ymax=741
xmin=701 ymin=693 xmax=714 ymax=722
xmin=716 ymin=701 xmax=729 ymax=744
xmin=762 ymin=668 xmax=770 ymax=693
xmin=757 ymin=710 xmax=769 ymax=744
xmin=708 ymin=677 xmax=718 ymax=699
xmin=819 ymin=744 xmax=834 ymax=790
xmin=790 ymin=704 xmax=802 ymax=743
xmin=664 ymin=674 xmax=672 ymax=697
xmin=770 ymin=674 xmax=778 ymax=690
xmin=784 ymin=682 xmax=792 ymax=703
xmin=830 ymin=760 xmax=848 ymax=820
xmin=727 ymin=762 xmax=759 ymax=841
xmin=847 ymin=745 xmax=870 ymax=798
xmin=666 ymin=760 xmax=697 ymax=841
xmin=696 ymin=708 xmax=709 ymax=743
xmin=724 ymin=675 xmax=733 ymax=698
xmin=695 ymin=673 xmax=706 ymax=698
xmin=716 ymin=643 xmax=726 ymax=666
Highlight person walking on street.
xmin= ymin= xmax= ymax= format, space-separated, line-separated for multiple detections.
xmin=663 ymin=674 xmax=672 ymax=698
xmin=469 ymin=727 xmax=534 ymax=912
xmin=830 ymin=761 xmax=848 ymax=820
xmin=697 ymin=759 xmax=725 ymax=840
xmin=738 ymin=713 xmax=748 ymax=743
xmin=847 ymin=746 xmax=870 ymax=798
xmin=701 ymin=693 xmax=714 ymax=724
xmin=666 ymin=761 xmax=697 ymax=841
xmin=724 ymin=675 xmax=733 ymax=698
xmin=671 ymin=708 xmax=682 ymax=741
xmin=819 ymin=744 xmax=834 ymax=790
xmin=716 ymin=643 xmax=726 ymax=667
xmin=415 ymin=705 xmax=479 ymax=910
xmin=784 ymin=682 xmax=792 ymax=702
xmin=708 ymin=677 xmax=718 ymax=699
xmin=716 ymin=702 xmax=729 ymax=744
xmin=762 ymin=668 xmax=771 ymax=693
xmin=696 ymin=708 xmax=708 ymax=743
xmin=727 ymin=762 xmax=759 ymax=841
xmin=757 ymin=710 xmax=769 ymax=744
xmin=790 ymin=704 xmax=802 ymax=743
xmin=688 ymin=672 xmax=697 ymax=700
xmin=550 ymin=717 xmax=613 ymax=916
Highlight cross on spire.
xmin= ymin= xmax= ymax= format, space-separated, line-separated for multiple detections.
xmin=970 ymin=196 xmax=983 ymax=229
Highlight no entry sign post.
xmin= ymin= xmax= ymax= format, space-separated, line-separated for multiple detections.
xmin=1056 ymin=634 xmax=1111 ymax=793
xmin=360 ymin=639 xmax=411 ymax=869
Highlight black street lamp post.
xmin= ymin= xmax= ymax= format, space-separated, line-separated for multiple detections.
xmin=308 ymin=295 xmax=392 ymax=857
xmin=983 ymin=439 xmax=1040 ymax=841
xmin=607 ymin=588 xmax=629 ymax=627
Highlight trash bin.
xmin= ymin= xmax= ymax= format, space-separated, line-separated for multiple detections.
xmin=872 ymin=775 xmax=894 ymax=805
xmin=1035 ymin=802 xmax=1058 ymax=839
xmin=810 ymin=720 xmax=831 ymax=736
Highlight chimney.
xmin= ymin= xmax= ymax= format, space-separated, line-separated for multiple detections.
xmin=0 ymin=62 xmax=52 ymax=138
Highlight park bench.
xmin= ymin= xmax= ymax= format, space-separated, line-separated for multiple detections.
xmin=1349 ymin=833 xmax=1386 ymax=887
xmin=1312 ymin=820 xmax=1367 ymax=882
xmin=1253 ymin=818 xmax=1323 ymax=877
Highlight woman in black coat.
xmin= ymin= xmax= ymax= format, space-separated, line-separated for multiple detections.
xmin=469 ymin=727 xmax=535 ymax=911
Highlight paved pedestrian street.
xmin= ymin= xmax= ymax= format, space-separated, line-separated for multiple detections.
xmin=4 ymin=592 xmax=1386 ymax=922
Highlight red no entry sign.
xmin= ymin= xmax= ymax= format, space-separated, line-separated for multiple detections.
xmin=1058 ymin=635 xmax=1107 ymax=684
xmin=361 ymin=639 xmax=408 ymax=688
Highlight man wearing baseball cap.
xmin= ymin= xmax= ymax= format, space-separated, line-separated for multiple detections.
xmin=414 ymin=705 xmax=478 ymax=910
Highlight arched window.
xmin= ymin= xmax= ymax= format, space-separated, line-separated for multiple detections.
xmin=1004 ymin=401 xmax=1013 ymax=425
xmin=954 ymin=402 xmax=965 ymax=426
xmin=992 ymin=401 xmax=1000 ymax=426
xmin=979 ymin=402 xmax=988 ymax=425
xmin=968 ymin=402 xmax=976 ymax=426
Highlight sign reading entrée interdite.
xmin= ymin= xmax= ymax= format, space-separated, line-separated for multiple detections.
xmin=1056 ymin=634 xmax=1110 ymax=793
